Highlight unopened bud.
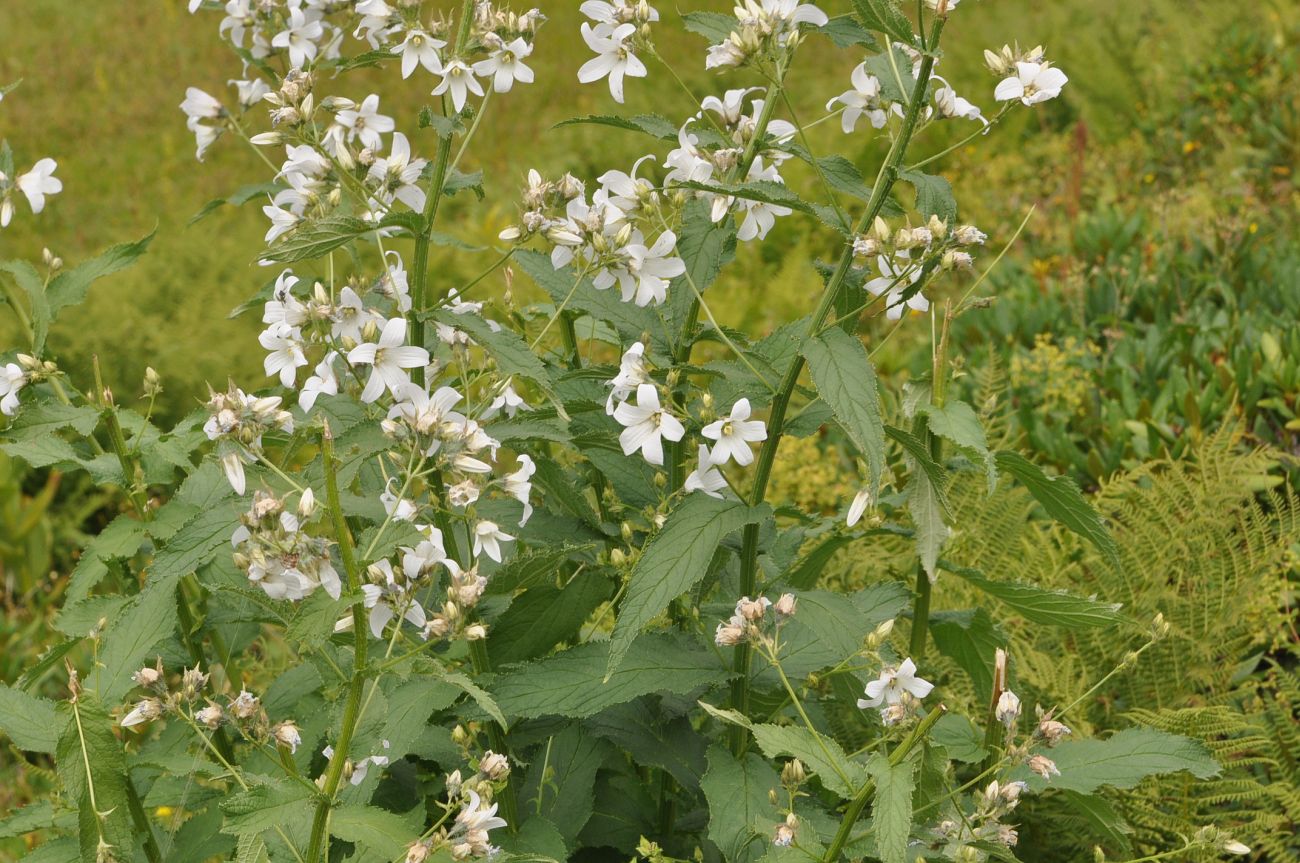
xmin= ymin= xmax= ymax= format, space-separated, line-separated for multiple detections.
xmin=780 ymin=758 xmax=806 ymax=786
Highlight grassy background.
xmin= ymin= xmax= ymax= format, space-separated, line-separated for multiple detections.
xmin=0 ymin=0 xmax=1274 ymax=422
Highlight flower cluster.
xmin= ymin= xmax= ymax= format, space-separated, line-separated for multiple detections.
xmin=986 ymin=44 xmax=1068 ymax=106
xmin=501 ymin=166 xmax=687 ymax=308
xmin=850 ymin=215 xmax=988 ymax=319
xmin=119 ymin=660 xmax=301 ymax=754
xmin=714 ymin=592 xmax=797 ymax=647
xmin=703 ymin=0 xmax=829 ymax=70
xmin=406 ymin=746 xmax=513 ymax=862
xmin=857 ymin=657 xmax=935 ymax=725
xmin=231 ymin=489 xmax=341 ymax=601
xmin=203 ymin=383 xmax=295 ymax=495
xmin=930 ymin=779 xmax=1027 ymax=854
xmin=576 ymin=0 xmax=660 ymax=103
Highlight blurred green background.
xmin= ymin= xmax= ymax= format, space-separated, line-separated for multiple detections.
xmin=2 ymin=0 xmax=1292 ymax=439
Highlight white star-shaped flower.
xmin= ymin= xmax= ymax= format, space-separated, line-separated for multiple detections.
xmin=701 ymin=398 xmax=767 ymax=467
xmin=347 ymin=317 xmax=430 ymax=403
xmin=613 ymin=383 xmax=685 ymax=466
xmin=857 ymin=658 xmax=934 ymax=708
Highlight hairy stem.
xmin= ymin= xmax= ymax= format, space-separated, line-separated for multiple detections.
xmin=729 ymin=21 xmax=946 ymax=754
xmin=305 ymin=422 xmax=369 ymax=863
xmin=821 ymin=706 xmax=946 ymax=863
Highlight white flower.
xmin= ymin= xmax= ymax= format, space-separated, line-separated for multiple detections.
xmin=485 ymin=380 xmax=528 ymax=418
xmin=259 ymin=323 xmax=308 ymax=387
xmin=453 ymin=789 xmax=508 ymax=846
xmin=336 ymin=93 xmax=395 ymax=152
xmin=684 ymin=445 xmax=727 ymax=498
xmin=299 ymin=352 xmax=339 ymax=412
xmin=994 ymin=61 xmax=1068 ymax=106
xmin=472 ymin=520 xmax=514 ymax=563
xmin=664 ymin=122 xmax=714 ymax=186
xmin=701 ymin=87 xmax=762 ymax=126
xmin=504 ymin=455 xmax=536 ymax=524
xmin=262 ymin=202 xmax=300 ymax=243
xmin=828 ymin=64 xmax=888 ymax=133
xmin=995 ymin=690 xmax=1021 ymax=728
xmin=0 ymin=364 xmax=27 ymax=416
xmin=735 ymin=159 xmax=792 ymax=242
xmin=180 ymin=87 xmax=223 ymax=124
xmin=229 ymin=77 xmax=271 ymax=109
xmin=273 ymin=720 xmax=302 ymax=752
xmin=599 ymin=230 xmax=686 ymax=307
xmin=580 ymin=0 xmax=658 ymax=24
xmin=271 ymin=6 xmax=325 ymax=68
xmin=16 ymin=159 xmax=62 ymax=214
xmin=473 ymin=37 xmax=535 ymax=93
xmin=933 ymin=79 xmax=985 ymax=124
xmin=857 ymin=658 xmax=934 ymax=708
xmin=368 ymin=132 xmax=428 ymax=211
xmin=701 ymin=398 xmax=767 ymax=467
xmin=764 ymin=0 xmax=829 ymax=30
xmin=613 ymin=383 xmax=685 ymax=466
xmin=347 ymin=317 xmax=430 ymax=403
xmin=360 ymin=560 xmax=428 ymax=638
xmin=393 ymin=29 xmax=445 ymax=78
xmin=846 ymin=488 xmax=873 ymax=526
xmin=401 ymin=531 xmax=448 ymax=580
xmin=332 ymin=286 xmax=379 ymax=342
xmin=605 ymin=341 xmax=649 ymax=415
xmin=577 ymin=23 xmax=646 ymax=104
xmin=864 ymin=252 xmax=927 ymax=320
xmin=432 ymin=60 xmax=484 ymax=113
xmin=381 ymin=480 xmax=418 ymax=522
xmin=120 ymin=698 xmax=163 ymax=728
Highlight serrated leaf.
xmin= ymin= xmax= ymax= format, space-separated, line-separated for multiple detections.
xmin=676 ymin=179 xmax=848 ymax=233
xmin=150 ymin=501 xmax=241 ymax=577
xmin=56 ymin=695 xmax=134 ymax=862
xmin=3 ymin=402 xmax=101 ymax=439
xmin=944 ymin=563 xmax=1123 ymax=628
xmin=900 ymin=170 xmax=957 ymax=223
xmin=681 ymin=11 xmax=738 ymax=43
xmin=1061 ymin=790 xmax=1134 ymax=854
xmin=0 ymin=260 xmax=50 ymax=353
xmin=862 ymin=44 xmax=917 ymax=104
xmin=329 ymin=805 xmax=413 ymax=858
xmin=920 ymin=400 xmax=995 ymax=491
xmin=94 ymin=571 xmax=181 ymax=702
xmin=701 ymin=745 xmax=782 ymax=863
xmin=851 ymin=0 xmax=915 ymax=46
xmin=608 ymin=496 xmax=766 ymax=676
xmin=868 ymin=750 xmax=916 ymax=863
xmin=818 ymin=15 xmax=880 ymax=49
xmin=930 ymin=608 xmax=1002 ymax=700
xmin=489 ymin=570 xmax=612 ymax=666
xmin=1010 ymin=728 xmax=1219 ymax=793
xmin=46 ymin=229 xmax=155 ymax=319
xmin=189 ymin=182 xmax=283 ymax=225
xmin=759 ymin=585 xmax=909 ymax=680
xmin=425 ymin=307 xmax=551 ymax=388
xmin=666 ymin=198 xmax=737 ymax=332
xmin=554 ymin=113 xmax=679 ymax=141
xmin=0 ymin=683 xmax=64 ymax=753
xmin=514 ymin=249 xmax=666 ymax=348
xmin=491 ymin=633 xmax=728 ymax=719
xmin=220 ymin=784 xmax=315 ymax=837
xmin=521 ymin=724 xmax=608 ymax=850
xmin=804 ymin=328 xmax=887 ymax=493
xmin=995 ymin=451 xmax=1121 ymax=569
xmin=487 ymin=542 xmax=597 ymax=594
xmin=701 ymin=704 xmax=869 ymax=798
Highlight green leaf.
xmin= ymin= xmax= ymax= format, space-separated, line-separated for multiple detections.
xmin=489 ymin=570 xmax=612 ymax=666
xmin=1011 ymin=729 xmax=1219 ymax=793
xmin=930 ymin=608 xmax=1002 ymax=700
xmin=851 ymin=0 xmax=916 ymax=47
xmin=487 ymin=542 xmax=597 ymax=594
xmin=259 ymin=215 xmax=419 ymax=264
xmin=441 ymin=670 xmax=508 ymax=728
xmin=0 ymin=683 xmax=64 ymax=753
xmin=514 ymin=249 xmax=666 ymax=348
xmin=0 ymin=260 xmax=50 ymax=353
xmin=67 ymin=515 xmax=148 ymax=602
xmin=944 ymin=563 xmax=1123 ymax=628
xmin=425 ymin=307 xmax=552 ymax=389
xmin=329 ymin=805 xmax=413 ymax=859
xmin=94 ymin=571 xmax=181 ymax=702
xmin=666 ymin=198 xmax=737 ymax=332
xmin=803 ymin=328 xmax=887 ymax=493
xmin=676 ymin=179 xmax=848 ymax=233
xmin=700 ymin=705 xmax=869 ymax=799
xmin=189 ymin=182 xmax=282 ymax=225
xmin=920 ymin=400 xmax=995 ymax=491
xmin=900 ymin=170 xmax=957 ymax=223
xmin=554 ymin=113 xmax=679 ymax=141
xmin=584 ymin=698 xmax=708 ymax=788
xmin=220 ymin=784 xmax=315 ymax=837
xmin=1061 ymin=790 xmax=1134 ymax=854
xmin=150 ymin=501 xmax=242 ymax=577
xmin=0 ymin=801 xmax=56 ymax=840
xmin=3 ymin=402 xmax=102 ymax=439
xmin=783 ymin=532 xmax=853 ymax=590
xmin=868 ymin=751 xmax=916 ymax=863
xmin=46 ymin=229 xmax=155 ymax=319
xmin=907 ymin=456 xmax=949 ymax=581
xmin=762 ymin=585 xmax=909 ymax=680
xmin=609 ymin=496 xmax=766 ymax=676
xmin=491 ymin=633 xmax=728 ymax=720
xmin=701 ymin=745 xmax=782 ymax=863
xmin=520 ymin=724 xmax=608 ymax=850
xmin=995 ymin=451 xmax=1122 ymax=569
xmin=56 ymin=695 xmax=134 ymax=862
xmin=818 ymin=15 xmax=880 ymax=49
xmin=862 ymin=44 xmax=917 ymax=104
xmin=931 ymin=714 xmax=988 ymax=763
xmin=681 ymin=11 xmax=738 ymax=43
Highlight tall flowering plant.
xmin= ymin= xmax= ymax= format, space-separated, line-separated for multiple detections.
xmin=0 ymin=2 xmax=1251 ymax=863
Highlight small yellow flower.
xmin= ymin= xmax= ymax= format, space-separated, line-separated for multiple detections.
xmin=154 ymin=806 xmax=174 ymax=820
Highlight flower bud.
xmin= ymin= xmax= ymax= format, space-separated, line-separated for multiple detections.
xmin=273 ymin=720 xmax=302 ymax=753
xmin=780 ymin=758 xmax=806 ymax=786
xmin=480 ymin=751 xmax=510 ymax=780
xmin=995 ymin=690 xmax=1022 ymax=729
xmin=1026 ymin=754 xmax=1059 ymax=780
xmin=773 ymin=593 xmax=797 ymax=618
xmin=132 ymin=664 xmax=163 ymax=688
xmin=464 ymin=623 xmax=488 ymax=640
xmin=297 ymin=487 xmax=317 ymax=519
xmin=196 ymin=703 xmax=224 ymax=729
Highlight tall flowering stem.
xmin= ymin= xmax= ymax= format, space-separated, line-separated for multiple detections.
xmin=410 ymin=0 xmax=480 ymax=366
xmin=305 ymin=421 xmax=368 ymax=863
xmin=821 ymin=705 xmax=946 ymax=863
xmin=728 ymin=18 xmax=947 ymax=755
